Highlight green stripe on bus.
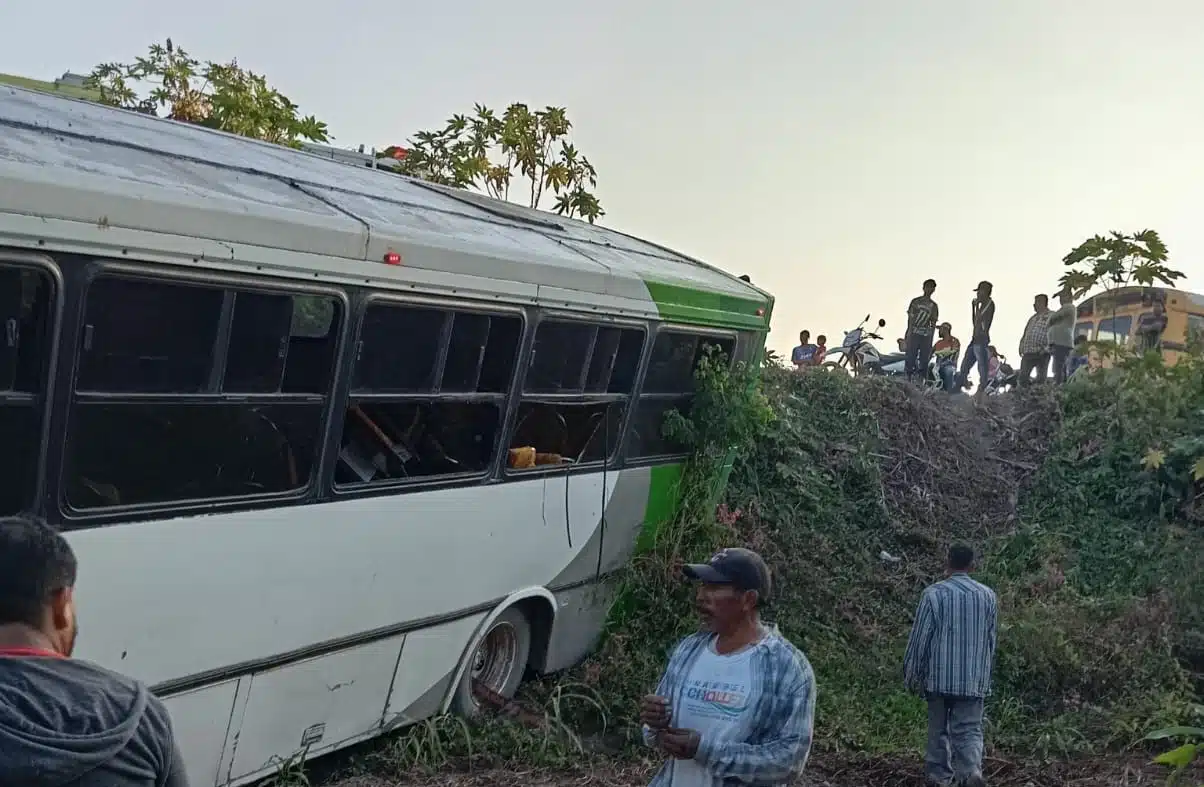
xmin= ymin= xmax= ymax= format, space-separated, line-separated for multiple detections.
xmin=642 ymin=280 xmax=770 ymax=330
xmin=635 ymin=456 xmax=738 ymax=555
xmin=636 ymin=463 xmax=685 ymax=552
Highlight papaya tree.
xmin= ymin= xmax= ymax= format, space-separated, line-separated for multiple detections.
xmin=1058 ymin=229 xmax=1185 ymax=356
xmin=387 ymin=103 xmax=603 ymax=223
xmin=1059 ymin=229 xmax=1183 ymax=297
xmin=87 ymin=39 xmax=329 ymax=147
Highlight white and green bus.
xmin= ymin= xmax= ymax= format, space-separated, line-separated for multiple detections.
xmin=0 ymin=85 xmax=773 ymax=786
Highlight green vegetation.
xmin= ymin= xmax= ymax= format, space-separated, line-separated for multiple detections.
xmin=717 ymin=356 xmax=1200 ymax=757
xmin=1058 ymin=228 xmax=1183 ymax=297
xmin=386 ymin=103 xmax=605 ymax=224
xmin=1146 ymin=724 xmax=1204 ymax=784
xmin=86 ymin=39 xmax=329 ymax=147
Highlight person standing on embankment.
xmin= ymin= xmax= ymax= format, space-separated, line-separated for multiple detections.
xmin=792 ymin=330 xmax=819 ymax=370
xmin=1016 ymin=293 xmax=1051 ymax=385
xmin=904 ymin=279 xmax=940 ymax=381
xmin=955 ymin=282 xmax=996 ymax=401
xmin=1046 ymin=289 xmax=1076 ymax=384
xmin=638 ymin=547 xmax=816 ymax=787
xmin=904 ymin=544 xmax=998 ymax=787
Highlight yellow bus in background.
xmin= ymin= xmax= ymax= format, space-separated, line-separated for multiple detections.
xmin=1073 ymin=286 xmax=1204 ymax=364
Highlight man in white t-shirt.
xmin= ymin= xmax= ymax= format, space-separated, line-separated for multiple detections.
xmin=639 ymin=548 xmax=816 ymax=787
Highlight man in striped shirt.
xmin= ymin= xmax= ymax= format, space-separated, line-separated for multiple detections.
xmin=904 ymin=544 xmax=998 ymax=787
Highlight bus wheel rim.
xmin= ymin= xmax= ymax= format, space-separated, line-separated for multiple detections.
xmin=470 ymin=620 xmax=518 ymax=706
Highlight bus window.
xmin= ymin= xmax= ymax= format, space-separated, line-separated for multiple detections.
xmin=1188 ymin=314 xmax=1204 ymax=344
xmin=225 ymin=291 xmax=294 ymax=394
xmin=525 ymin=320 xmax=597 ymax=393
xmin=290 ymin=295 xmax=335 ymax=338
xmin=508 ymin=320 xmax=644 ymax=471
xmin=1095 ymin=316 xmax=1133 ymax=346
xmin=353 ymin=304 xmax=446 ymax=393
xmin=76 ymin=276 xmax=222 ymax=394
xmin=336 ymin=303 xmax=522 ymax=486
xmin=0 ymin=264 xmax=55 ymax=516
xmin=626 ymin=331 xmax=734 ymax=461
xmin=65 ymin=275 xmax=340 ymax=510
xmin=1073 ymin=321 xmax=1094 ymax=344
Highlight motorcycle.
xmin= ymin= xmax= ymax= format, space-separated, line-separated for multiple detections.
xmin=880 ymin=350 xmax=958 ymax=391
xmin=982 ymin=352 xmax=1017 ymax=395
xmin=822 ymin=315 xmax=890 ymax=376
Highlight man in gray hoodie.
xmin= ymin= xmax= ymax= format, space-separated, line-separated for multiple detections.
xmin=0 ymin=515 xmax=188 ymax=787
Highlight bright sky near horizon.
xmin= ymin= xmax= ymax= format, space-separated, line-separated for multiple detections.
xmin=4 ymin=0 xmax=1203 ymax=362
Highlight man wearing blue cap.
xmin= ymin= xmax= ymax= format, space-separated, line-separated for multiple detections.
xmin=638 ymin=547 xmax=816 ymax=786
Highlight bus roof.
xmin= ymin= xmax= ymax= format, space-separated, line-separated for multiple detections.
xmin=1075 ymin=285 xmax=1204 ymax=318
xmin=0 ymin=85 xmax=770 ymax=330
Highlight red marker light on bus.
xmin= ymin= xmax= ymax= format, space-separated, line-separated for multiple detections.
xmin=384 ymin=252 xmax=402 ymax=265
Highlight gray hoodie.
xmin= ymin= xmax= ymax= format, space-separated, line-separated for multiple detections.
xmin=0 ymin=654 xmax=188 ymax=787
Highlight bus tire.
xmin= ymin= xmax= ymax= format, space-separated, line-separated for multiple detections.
xmin=451 ymin=607 xmax=532 ymax=717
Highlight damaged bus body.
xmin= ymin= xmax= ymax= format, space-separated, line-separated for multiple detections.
xmin=0 ymin=85 xmax=772 ymax=786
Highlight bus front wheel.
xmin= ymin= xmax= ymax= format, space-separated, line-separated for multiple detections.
xmin=452 ymin=607 xmax=532 ymax=716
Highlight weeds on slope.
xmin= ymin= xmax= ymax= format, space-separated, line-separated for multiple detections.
xmin=720 ymin=368 xmax=1063 ymax=752
xmin=727 ymin=358 xmax=1200 ymax=756
xmin=989 ymin=351 xmax=1204 ymax=756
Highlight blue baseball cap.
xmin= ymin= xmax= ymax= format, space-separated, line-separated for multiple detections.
xmin=683 ymin=547 xmax=772 ymax=602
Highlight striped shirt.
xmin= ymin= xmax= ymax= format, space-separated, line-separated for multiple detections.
xmin=903 ymin=573 xmax=998 ymax=698
xmin=643 ymin=625 xmax=815 ymax=786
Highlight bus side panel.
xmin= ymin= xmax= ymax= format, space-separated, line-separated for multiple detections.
xmin=63 ymin=476 xmax=615 ymax=689
xmin=597 ymin=466 xmax=656 ymax=575
xmin=540 ymin=466 xmax=653 ymax=672
xmin=540 ymin=581 xmax=616 ymax=673
xmin=227 ymin=635 xmax=403 ymax=782
xmin=383 ymin=613 xmax=486 ymax=725
xmin=533 ymin=473 xmax=608 ymax=589
xmin=541 ymin=459 xmax=700 ymax=673
xmin=160 ymin=679 xmax=240 ymax=787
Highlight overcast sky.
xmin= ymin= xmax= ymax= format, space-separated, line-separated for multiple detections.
xmin=4 ymin=0 xmax=1203 ymax=361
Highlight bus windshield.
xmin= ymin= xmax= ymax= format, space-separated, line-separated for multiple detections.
xmin=1096 ymin=316 xmax=1133 ymax=345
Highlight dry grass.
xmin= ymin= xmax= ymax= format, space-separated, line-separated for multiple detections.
xmin=326 ymin=752 xmax=1195 ymax=786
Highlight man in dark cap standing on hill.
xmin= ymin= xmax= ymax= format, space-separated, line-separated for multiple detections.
xmin=638 ymin=547 xmax=816 ymax=786
xmin=955 ymin=282 xmax=996 ymax=402
xmin=904 ymin=544 xmax=998 ymax=787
